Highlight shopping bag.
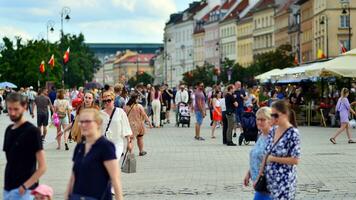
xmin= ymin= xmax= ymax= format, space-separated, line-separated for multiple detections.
xmin=121 ymin=150 xmax=136 ymax=173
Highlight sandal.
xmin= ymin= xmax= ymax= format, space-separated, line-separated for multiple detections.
xmin=348 ymin=140 xmax=356 ymax=144
xmin=139 ymin=151 xmax=147 ymax=156
xmin=329 ymin=138 xmax=336 ymax=144
xmin=211 ymin=136 xmax=216 ymax=139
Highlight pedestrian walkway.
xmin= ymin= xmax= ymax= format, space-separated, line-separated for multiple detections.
xmin=1 ymin=112 xmax=356 ymax=199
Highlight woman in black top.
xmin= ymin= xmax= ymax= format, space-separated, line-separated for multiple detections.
xmin=65 ymin=108 xmax=123 ymax=200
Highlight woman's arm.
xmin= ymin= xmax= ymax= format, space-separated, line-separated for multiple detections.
xmin=267 ymin=155 xmax=300 ymax=165
xmin=104 ymin=160 xmax=123 ymax=200
xmin=64 ymin=172 xmax=75 ymax=200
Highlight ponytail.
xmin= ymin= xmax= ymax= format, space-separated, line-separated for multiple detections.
xmin=289 ymin=109 xmax=298 ymax=128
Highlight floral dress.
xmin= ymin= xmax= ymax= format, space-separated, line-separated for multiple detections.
xmin=264 ymin=127 xmax=301 ymax=200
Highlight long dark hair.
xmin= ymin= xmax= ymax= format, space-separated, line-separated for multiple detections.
xmin=154 ymin=85 xmax=160 ymax=99
xmin=126 ymin=92 xmax=138 ymax=106
xmin=272 ymin=100 xmax=297 ymax=128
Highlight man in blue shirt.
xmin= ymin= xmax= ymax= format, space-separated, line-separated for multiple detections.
xmin=234 ymin=81 xmax=247 ymax=137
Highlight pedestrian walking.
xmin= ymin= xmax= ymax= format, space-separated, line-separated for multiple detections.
xmin=114 ymin=83 xmax=126 ymax=108
xmin=211 ymin=91 xmax=222 ymax=139
xmin=3 ymin=93 xmax=47 ymax=200
xmin=194 ymin=82 xmax=206 ymax=141
xmin=65 ymin=108 xmax=123 ymax=200
xmin=244 ymin=107 xmax=272 ymax=200
xmin=175 ymin=84 xmax=189 ymax=125
xmin=151 ymin=85 xmax=162 ymax=128
xmin=33 ymin=88 xmax=54 ymax=141
xmin=330 ymin=88 xmax=356 ymax=144
xmin=221 ymin=91 xmax=227 ymax=144
xmin=54 ymin=89 xmax=71 ymax=150
xmin=256 ymin=100 xmax=301 ymax=199
xmin=27 ymin=86 xmax=36 ymax=116
xmin=225 ymin=85 xmax=238 ymax=146
xmin=234 ymin=81 xmax=247 ymax=137
xmin=125 ymin=93 xmax=152 ymax=156
xmin=101 ymin=91 xmax=133 ymax=159
xmin=162 ymin=84 xmax=173 ymax=124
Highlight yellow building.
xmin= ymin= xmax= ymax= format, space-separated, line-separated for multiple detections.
xmin=193 ymin=27 xmax=205 ymax=68
xmin=313 ymin=0 xmax=356 ymax=60
xmin=236 ymin=12 xmax=254 ymax=67
xmin=274 ymin=1 xmax=296 ymax=48
xmin=252 ymin=0 xmax=276 ymax=56
xmin=297 ymin=0 xmax=314 ymax=63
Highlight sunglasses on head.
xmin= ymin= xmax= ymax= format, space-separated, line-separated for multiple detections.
xmin=102 ymin=99 xmax=112 ymax=103
xmin=271 ymin=113 xmax=279 ymax=118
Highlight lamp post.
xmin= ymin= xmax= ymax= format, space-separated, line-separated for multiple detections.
xmin=163 ymin=37 xmax=171 ymax=84
xmin=341 ymin=2 xmax=351 ymax=50
xmin=46 ymin=20 xmax=55 ymax=42
xmin=60 ymin=7 xmax=70 ymax=88
xmin=319 ymin=15 xmax=329 ymax=58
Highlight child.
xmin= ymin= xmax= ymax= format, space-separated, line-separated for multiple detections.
xmin=31 ymin=184 xmax=53 ymax=200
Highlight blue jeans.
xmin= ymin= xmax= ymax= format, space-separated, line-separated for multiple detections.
xmin=3 ymin=188 xmax=33 ymax=200
xmin=195 ymin=111 xmax=204 ymax=125
xmin=254 ymin=191 xmax=271 ymax=200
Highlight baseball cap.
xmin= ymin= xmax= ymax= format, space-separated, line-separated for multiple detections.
xmin=31 ymin=184 xmax=53 ymax=197
xmin=29 ymin=86 xmax=33 ymax=89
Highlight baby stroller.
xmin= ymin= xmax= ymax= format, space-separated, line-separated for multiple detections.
xmin=238 ymin=111 xmax=258 ymax=145
xmin=177 ymin=102 xmax=190 ymax=127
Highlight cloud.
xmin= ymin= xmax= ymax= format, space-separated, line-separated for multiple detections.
xmin=56 ymin=0 xmax=100 ymax=9
xmin=0 ymin=26 xmax=32 ymax=40
xmin=112 ymin=0 xmax=137 ymax=12
xmin=27 ymin=7 xmax=52 ymax=16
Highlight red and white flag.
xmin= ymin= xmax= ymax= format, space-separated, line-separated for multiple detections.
xmin=63 ymin=47 xmax=70 ymax=64
xmin=48 ymin=54 xmax=55 ymax=68
xmin=39 ymin=60 xmax=45 ymax=73
xmin=339 ymin=41 xmax=347 ymax=54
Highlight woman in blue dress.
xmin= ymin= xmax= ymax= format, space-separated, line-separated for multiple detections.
xmin=244 ymin=107 xmax=272 ymax=200
xmin=330 ymin=88 xmax=356 ymax=144
xmin=258 ymin=100 xmax=301 ymax=200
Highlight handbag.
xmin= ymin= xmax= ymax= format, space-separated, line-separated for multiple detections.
xmin=121 ymin=149 xmax=136 ymax=173
xmin=104 ymin=107 xmax=116 ymax=137
xmin=254 ymin=127 xmax=293 ymax=193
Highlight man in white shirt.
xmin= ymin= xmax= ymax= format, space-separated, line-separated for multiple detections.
xmin=175 ymin=84 xmax=189 ymax=125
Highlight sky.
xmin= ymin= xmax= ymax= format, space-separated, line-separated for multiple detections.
xmin=0 ymin=0 xmax=193 ymax=43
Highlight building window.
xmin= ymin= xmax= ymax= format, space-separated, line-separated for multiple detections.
xmin=340 ymin=15 xmax=350 ymax=28
xmin=340 ymin=40 xmax=350 ymax=52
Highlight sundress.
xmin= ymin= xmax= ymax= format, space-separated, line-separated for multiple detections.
xmin=264 ymin=127 xmax=301 ymax=200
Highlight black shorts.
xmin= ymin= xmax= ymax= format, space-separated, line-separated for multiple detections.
xmin=37 ymin=113 xmax=49 ymax=126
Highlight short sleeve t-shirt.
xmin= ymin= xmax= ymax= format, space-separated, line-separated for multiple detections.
xmin=72 ymin=137 xmax=116 ymax=200
xmin=225 ymin=93 xmax=237 ymax=114
xmin=35 ymin=95 xmax=52 ymax=115
xmin=194 ymin=90 xmax=206 ymax=112
xmin=3 ymin=122 xmax=43 ymax=191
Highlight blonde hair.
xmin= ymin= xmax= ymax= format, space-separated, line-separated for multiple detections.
xmin=79 ymin=108 xmax=103 ymax=126
xmin=114 ymin=83 xmax=124 ymax=93
xmin=256 ymin=106 xmax=272 ymax=120
xmin=341 ymin=88 xmax=349 ymax=98
xmin=102 ymin=90 xmax=115 ymax=100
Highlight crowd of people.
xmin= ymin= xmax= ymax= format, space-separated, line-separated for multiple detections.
xmin=2 ymin=78 xmax=356 ymax=200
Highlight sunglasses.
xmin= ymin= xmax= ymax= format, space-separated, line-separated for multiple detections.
xmin=78 ymin=120 xmax=95 ymax=125
xmin=256 ymin=118 xmax=267 ymax=122
xmin=102 ymin=99 xmax=113 ymax=104
xmin=271 ymin=113 xmax=279 ymax=118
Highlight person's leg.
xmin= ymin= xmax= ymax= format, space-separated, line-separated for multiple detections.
xmin=43 ymin=126 xmax=48 ymax=139
xmin=345 ymin=123 xmax=353 ymax=140
xmin=152 ymin=100 xmax=158 ymax=127
xmin=56 ymin=124 xmax=62 ymax=149
xmin=222 ymin=111 xmax=227 ymax=144
xmin=195 ymin=123 xmax=200 ymax=138
xmin=332 ymin=123 xmax=347 ymax=140
xmin=137 ymin=135 xmax=147 ymax=156
xmin=226 ymin=114 xmax=234 ymax=144
xmin=63 ymin=123 xmax=70 ymax=150
xmin=157 ymin=103 xmax=161 ymax=128
xmin=211 ymin=121 xmax=216 ymax=138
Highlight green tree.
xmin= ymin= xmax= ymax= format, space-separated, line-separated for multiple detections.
xmin=127 ymin=72 xmax=154 ymax=87
xmin=182 ymin=64 xmax=215 ymax=86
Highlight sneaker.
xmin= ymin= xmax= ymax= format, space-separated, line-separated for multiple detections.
xmin=139 ymin=151 xmax=147 ymax=156
xmin=196 ymin=137 xmax=205 ymax=141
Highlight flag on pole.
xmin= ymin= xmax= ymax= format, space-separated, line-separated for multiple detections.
xmin=39 ymin=60 xmax=45 ymax=73
xmin=339 ymin=41 xmax=347 ymax=54
xmin=48 ymin=54 xmax=55 ymax=68
xmin=317 ymin=49 xmax=326 ymax=59
xmin=63 ymin=47 xmax=70 ymax=64
xmin=294 ymin=53 xmax=299 ymax=65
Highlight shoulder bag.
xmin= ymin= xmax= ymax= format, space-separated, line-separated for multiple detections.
xmin=104 ymin=107 xmax=116 ymax=137
xmin=254 ymin=127 xmax=293 ymax=193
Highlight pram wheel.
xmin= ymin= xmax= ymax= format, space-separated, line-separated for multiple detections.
xmin=238 ymin=134 xmax=243 ymax=146
xmin=244 ymin=140 xmax=250 ymax=145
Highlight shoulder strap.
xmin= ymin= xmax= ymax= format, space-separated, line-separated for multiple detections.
xmin=104 ymin=108 xmax=116 ymax=136
xmin=267 ymin=126 xmax=293 ymax=155
xmin=126 ymin=104 xmax=136 ymax=117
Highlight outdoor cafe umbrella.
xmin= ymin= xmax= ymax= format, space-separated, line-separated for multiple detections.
xmin=0 ymin=81 xmax=17 ymax=89
xmin=305 ymin=48 xmax=356 ymax=78
xmin=255 ymin=68 xmax=282 ymax=82
xmin=85 ymin=81 xmax=103 ymax=89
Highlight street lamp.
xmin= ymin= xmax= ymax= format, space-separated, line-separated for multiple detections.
xmin=60 ymin=7 xmax=71 ymax=38
xmin=163 ymin=37 xmax=171 ymax=84
xmin=319 ymin=15 xmax=329 ymax=58
xmin=46 ymin=20 xmax=55 ymax=42
xmin=341 ymin=2 xmax=351 ymax=50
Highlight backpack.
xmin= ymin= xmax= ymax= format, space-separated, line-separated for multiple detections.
xmin=56 ymin=100 xmax=68 ymax=118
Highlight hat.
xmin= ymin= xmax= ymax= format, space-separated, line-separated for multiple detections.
xmin=31 ymin=184 xmax=53 ymax=197
xmin=29 ymin=86 xmax=33 ymax=90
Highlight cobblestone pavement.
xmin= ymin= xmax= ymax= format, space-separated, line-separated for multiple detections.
xmin=1 ymin=111 xmax=356 ymax=199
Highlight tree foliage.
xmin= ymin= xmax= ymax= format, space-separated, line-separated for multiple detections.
xmin=128 ymin=72 xmax=154 ymax=88
xmin=0 ymin=33 xmax=100 ymax=89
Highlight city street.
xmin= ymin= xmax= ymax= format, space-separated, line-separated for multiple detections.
xmin=1 ymin=111 xmax=356 ymax=200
